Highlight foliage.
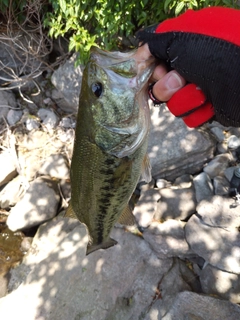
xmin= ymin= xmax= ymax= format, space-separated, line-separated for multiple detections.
xmin=44 ymin=0 xmax=240 ymax=63
xmin=0 ymin=0 xmax=239 ymax=64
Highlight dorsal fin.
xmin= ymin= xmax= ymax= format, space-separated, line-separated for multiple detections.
xmin=117 ymin=205 xmax=136 ymax=226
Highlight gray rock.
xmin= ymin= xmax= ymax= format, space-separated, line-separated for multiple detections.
xmin=203 ymin=154 xmax=230 ymax=179
xmin=7 ymin=176 xmax=60 ymax=231
xmin=185 ymin=196 xmax=240 ymax=274
xmin=213 ymin=175 xmax=229 ymax=196
xmin=193 ymin=172 xmax=214 ymax=202
xmin=143 ymin=220 xmax=194 ymax=259
xmin=0 ymin=91 xmax=17 ymax=122
xmin=224 ymin=166 xmax=235 ymax=182
xmin=0 ymin=218 xmax=172 ymax=320
xmin=210 ymin=126 xmax=225 ymax=142
xmin=51 ymin=53 xmax=83 ymax=112
xmin=217 ymin=141 xmax=228 ymax=154
xmin=199 ymin=264 xmax=240 ymax=303
xmin=0 ymin=152 xmax=17 ymax=187
xmin=173 ymin=174 xmax=193 ymax=188
xmin=25 ymin=117 xmax=40 ymax=131
xmin=228 ymin=135 xmax=240 ymax=150
xmin=151 ymin=291 xmax=240 ymax=320
xmin=0 ymin=176 xmax=24 ymax=208
xmin=133 ymin=188 xmax=161 ymax=228
xmin=38 ymin=154 xmax=70 ymax=180
xmin=155 ymin=186 xmax=197 ymax=221
xmin=145 ymin=259 xmax=201 ymax=320
xmin=148 ymin=106 xmax=216 ymax=181
xmin=37 ymin=108 xmax=59 ymax=130
xmin=51 ymin=88 xmax=75 ymax=113
xmin=6 ymin=109 xmax=23 ymax=126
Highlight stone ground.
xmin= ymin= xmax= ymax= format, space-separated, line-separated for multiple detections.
xmin=0 ymin=54 xmax=240 ymax=319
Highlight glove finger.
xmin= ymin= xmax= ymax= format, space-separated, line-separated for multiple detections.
xmin=182 ymin=102 xmax=215 ymax=128
xmin=166 ymin=83 xmax=214 ymax=127
xmin=167 ymin=83 xmax=207 ymax=117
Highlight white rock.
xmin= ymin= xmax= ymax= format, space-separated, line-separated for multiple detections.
xmin=203 ymin=154 xmax=230 ymax=179
xmin=37 ymin=108 xmax=59 ymax=130
xmin=25 ymin=117 xmax=40 ymax=131
xmin=0 ymin=176 xmax=24 ymax=208
xmin=38 ymin=154 xmax=70 ymax=179
xmin=0 ymin=220 xmax=172 ymax=320
xmin=133 ymin=189 xmax=161 ymax=228
xmin=193 ymin=172 xmax=214 ymax=203
xmin=228 ymin=135 xmax=240 ymax=150
xmin=185 ymin=196 xmax=240 ymax=274
xmin=0 ymin=152 xmax=17 ymax=187
xmin=143 ymin=220 xmax=194 ymax=259
xmin=7 ymin=176 xmax=60 ymax=231
xmin=200 ymin=264 xmax=240 ymax=303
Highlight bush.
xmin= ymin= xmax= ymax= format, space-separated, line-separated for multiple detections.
xmin=44 ymin=0 xmax=240 ymax=63
xmin=0 ymin=0 xmax=239 ymax=65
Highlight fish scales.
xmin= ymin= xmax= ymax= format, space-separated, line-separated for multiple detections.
xmin=66 ymin=47 xmax=156 ymax=254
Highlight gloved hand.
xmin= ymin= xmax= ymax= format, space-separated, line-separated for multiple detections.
xmin=137 ymin=7 xmax=240 ymax=127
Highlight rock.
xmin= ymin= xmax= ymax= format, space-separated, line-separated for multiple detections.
xmin=185 ymin=196 xmax=240 ymax=274
xmin=227 ymin=135 xmax=240 ymax=150
xmin=213 ymin=175 xmax=229 ymax=196
xmin=0 ymin=152 xmax=17 ymax=187
xmin=203 ymin=154 xmax=230 ymax=179
xmin=51 ymin=53 xmax=83 ymax=112
xmin=6 ymin=109 xmax=23 ymax=126
xmin=148 ymin=291 xmax=240 ymax=320
xmin=25 ymin=117 xmax=40 ymax=131
xmin=173 ymin=174 xmax=193 ymax=188
xmin=0 ymin=91 xmax=17 ymax=123
xmin=145 ymin=259 xmax=202 ymax=320
xmin=156 ymin=178 xmax=171 ymax=189
xmin=0 ymin=176 xmax=24 ymax=209
xmin=199 ymin=264 xmax=240 ymax=303
xmin=133 ymin=189 xmax=161 ymax=228
xmin=217 ymin=141 xmax=228 ymax=154
xmin=210 ymin=126 xmax=225 ymax=142
xmin=37 ymin=108 xmax=59 ymax=130
xmin=51 ymin=89 xmax=74 ymax=113
xmin=224 ymin=166 xmax=235 ymax=182
xmin=0 ymin=272 xmax=9 ymax=298
xmin=7 ymin=176 xmax=60 ymax=231
xmin=155 ymin=186 xmax=197 ymax=221
xmin=0 ymin=219 xmax=173 ymax=320
xmin=143 ymin=220 xmax=194 ymax=259
xmin=59 ymin=116 xmax=76 ymax=128
xmin=148 ymin=106 xmax=216 ymax=181
xmin=193 ymin=172 xmax=214 ymax=203
xmin=38 ymin=154 xmax=70 ymax=180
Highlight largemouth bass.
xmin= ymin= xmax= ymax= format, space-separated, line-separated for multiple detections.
xmin=66 ymin=47 xmax=156 ymax=254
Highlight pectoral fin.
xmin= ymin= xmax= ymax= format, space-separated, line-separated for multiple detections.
xmin=141 ymin=154 xmax=152 ymax=183
xmin=117 ymin=204 xmax=136 ymax=226
xmin=64 ymin=203 xmax=78 ymax=220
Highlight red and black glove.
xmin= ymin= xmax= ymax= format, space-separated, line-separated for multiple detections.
xmin=137 ymin=7 xmax=240 ymax=127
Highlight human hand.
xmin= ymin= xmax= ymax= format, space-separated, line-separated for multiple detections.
xmin=137 ymin=7 xmax=240 ymax=128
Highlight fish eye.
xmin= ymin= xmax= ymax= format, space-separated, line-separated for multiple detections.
xmin=91 ymin=82 xmax=103 ymax=98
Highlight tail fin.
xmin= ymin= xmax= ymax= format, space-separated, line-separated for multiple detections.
xmin=86 ymin=238 xmax=118 ymax=255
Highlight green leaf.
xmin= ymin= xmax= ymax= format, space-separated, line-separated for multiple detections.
xmin=175 ymin=1 xmax=185 ymax=15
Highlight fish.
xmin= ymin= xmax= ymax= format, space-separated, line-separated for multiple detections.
xmin=65 ymin=46 xmax=156 ymax=254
